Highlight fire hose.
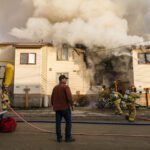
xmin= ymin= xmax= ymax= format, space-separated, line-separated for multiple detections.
xmin=7 ymin=105 xmax=150 ymax=138
xmin=8 ymin=105 xmax=53 ymax=133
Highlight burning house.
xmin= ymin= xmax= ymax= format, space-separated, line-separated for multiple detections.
xmin=78 ymin=45 xmax=134 ymax=91
xmin=0 ymin=42 xmax=90 ymax=107
xmin=0 ymin=42 xmax=150 ymax=107
xmin=0 ymin=0 xmax=150 ymax=107
xmin=76 ymin=44 xmax=150 ymax=107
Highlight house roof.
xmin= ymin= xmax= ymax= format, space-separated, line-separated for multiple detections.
xmin=132 ymin=41 xmax=150 ymax=50
xmin=0 ymin=42 xmax=16 ymax=46
xmin=0 ymin=42 xmax=53 ymax=48
xmin=0 ymin=42 xmax=85 ymax=54
xmin=15 ymin=43 xmax=47 ymax=48
xmin=132 ymin=45 xmax=150 ymax=50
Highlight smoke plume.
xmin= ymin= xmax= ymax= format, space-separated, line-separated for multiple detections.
xmin=9 ymin=0 xmax=150 ymax=48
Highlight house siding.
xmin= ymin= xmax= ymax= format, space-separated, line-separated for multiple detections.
xmin=46 ymin=46 xmax=90 ymax=95
xmin=132 ymin=49 xmax=150 ymax=106
xmin=132 ymin=49 xmax=150 ymax=90
xmin=14 ymin=48 xmax=42 ymax=94
xmin=12 ymin=45 xmax=90 ymax=107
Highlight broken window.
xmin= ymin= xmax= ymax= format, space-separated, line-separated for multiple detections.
xmin=57 ymin=45 xmax=68 ymax=61
xmin=20 ymin=53 xmax=36 ymax=64
xmin=138 ymin=53 xmax=150 ymax=64
xmin=146 ymin=53 xmax=150 ymax=63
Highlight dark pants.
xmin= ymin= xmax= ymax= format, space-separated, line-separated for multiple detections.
xmin=55 ymin=109 xmax=72 ymax=140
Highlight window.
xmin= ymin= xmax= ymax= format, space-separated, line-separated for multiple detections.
xmin=146 ymin=53 xmax=150 ymax=63
xmin=57 ymin=45 xmax=68 ymax=60
xmin=20 ymin=53 xmax=36 ymax=64
xmin=56 ymin=73 xmax=69 ymax=84
xmin=138 ymin=53 xmax=150 ymax=64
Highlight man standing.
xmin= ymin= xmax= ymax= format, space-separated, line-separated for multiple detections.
xmin=51 ymin=75 xmax=75 ymax=143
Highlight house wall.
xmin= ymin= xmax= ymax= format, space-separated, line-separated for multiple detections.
xmin=41 ymin=46 xmax=48 ymax=95
xmin=14 ymin=48 xmax=42 ymax=94
xmin=45 ymin=46 xmax=90 ymax=96
xmin=13 ymin=45 xmax=90 ymax=107
xmin=132 ymin=49 xmax=150 ymax=106
xmin=13 ymin=48 xmax=42 ymax=107
xmin=132 ymin=49 xmax=150 ymax=91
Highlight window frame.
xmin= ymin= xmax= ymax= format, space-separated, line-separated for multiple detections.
xmin=57 ymin=45 xmax=69 ymax=61
xmin=20 ymin=53 xmax=36 ymax=65
xmin=138 ymin=53 xmax=150 ymax=64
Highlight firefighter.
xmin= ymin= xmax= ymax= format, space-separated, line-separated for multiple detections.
xmin=99 ymin=85 xmax=110 ymax=99
xmin=1 ymin=88 xmax=10 ymax=111
xmin=110 ymin=88 xmax=123 ymax=115
xmin=0 ymin=91 xmax=2 ymax=112
xmin=124 ymin=88 xmax=140 ymax=122
xmin=0 ymin=63 xmax=14 ymax=111
xmin=98 ymin=85 xmax=110 ymax=110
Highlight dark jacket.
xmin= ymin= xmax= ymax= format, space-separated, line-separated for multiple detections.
xmin=51 ymin=83 xmax=73 ymax=111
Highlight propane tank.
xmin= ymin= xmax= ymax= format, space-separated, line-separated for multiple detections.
xmin=3 ymin=63 xmax=14 ymax=88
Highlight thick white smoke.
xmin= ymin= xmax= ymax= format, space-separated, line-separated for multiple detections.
xmin=11 ymin=18 xmax=52 ymax=41
xmin=0 ymin=0 xmax=34 ymax=41
xmin=10 ymin=0 xmax=146 ymax=48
